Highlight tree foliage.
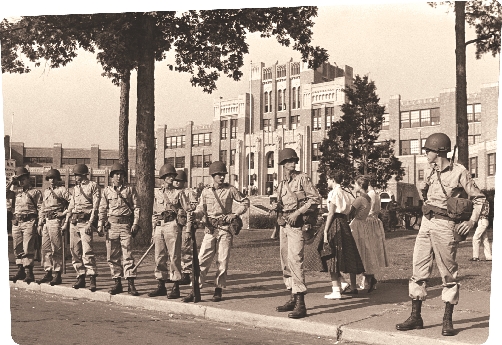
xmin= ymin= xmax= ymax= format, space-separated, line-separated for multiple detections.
xmin=316 ymin=75 xmax=404 ymax=197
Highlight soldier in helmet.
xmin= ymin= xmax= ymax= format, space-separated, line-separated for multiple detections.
xmin=98 ymin=163 xmax=141 ymax=296
xmin=396 ymin=133 xmax=486 ymax=336
xmin=36 ymin=169 xmax=71 ymax=285
xmin=173 ymin=169 xmax=198 ymax=285
xmin=181 ymin=161 xmax=249 ymax=303
xmin=7 ymin=167 xmax=43 ymax=284
xmin=62 ymin=163 xmax=101 ymax=292
xmin=148 ymin=163 xmax=189 ymax=299
xmin=271 ymin=148 xmax=321 ymax=319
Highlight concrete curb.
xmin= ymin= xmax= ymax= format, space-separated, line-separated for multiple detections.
xmin=10 ymin=281 xmax=473 ymax=345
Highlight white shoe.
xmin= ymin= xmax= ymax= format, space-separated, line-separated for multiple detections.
xmin=324 ymin=292 xmax=351 ymax=299
xmin=341 ymin=282 xmax=350 ymax=292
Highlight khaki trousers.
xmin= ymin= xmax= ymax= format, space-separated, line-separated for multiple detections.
xmin=198 ymin=228 xmax=233 ymax=288
xmin=280 ymin=223 xmax=307 ymax=294
xmin=153 ymin=220 xmax=182 ymax=281
xmin=70 ymin=222 xmax=97 ymax=277
xmin=41 ymin=219 xmax=63 ymax=272
xmin=472 ymin=218 xmax=492 ymax=260
xmin=106 ymin=222 xmax=135 ymax=279
xmin=12 ymin=219 xmax=37 ymax=267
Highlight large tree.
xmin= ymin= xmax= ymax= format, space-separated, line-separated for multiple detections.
xmin=1 ymin=9 xmax=329 ymax=236
xmin=430 ymin=1 xmax=501 ymax=166
xmin=316 ymin=75 xmax=404 ymax=197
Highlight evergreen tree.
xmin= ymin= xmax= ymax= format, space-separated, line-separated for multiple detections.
xmin=316 ymin=75 xmax=404 ymax=197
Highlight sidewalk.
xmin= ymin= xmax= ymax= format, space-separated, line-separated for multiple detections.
xmin=9 ymin=259 xmax=490 ymax=345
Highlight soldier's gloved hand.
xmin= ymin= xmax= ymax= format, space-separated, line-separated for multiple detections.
xmin=456 ymin=219 xmax=475 ymax=235
xmin=131 ymin=224 xmax=140 ymax=238
xmin=286 ymin=210 xmax=302 ymax=225
xmin=223 ymin=214 xmax=237 ymax=223
xmin=84 ymin=223 xmax=93 ymax=235
xmin=183 ymin=231 xmax=192 ymax=245
xmin=97 ymin=225 xmax=105 ymax=237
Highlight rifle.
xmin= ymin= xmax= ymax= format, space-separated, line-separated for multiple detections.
xmin=130 ymin=242 xmax=154 ymax=273
xmin=191 ymin=221 xmax=201 ymax=303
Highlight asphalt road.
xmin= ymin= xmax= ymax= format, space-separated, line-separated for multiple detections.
xmin=9 ymin=287 xmax=367 ymax=345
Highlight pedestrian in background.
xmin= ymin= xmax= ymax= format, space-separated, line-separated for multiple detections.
xmin=469 ymin=198 xmax=492 ymax=262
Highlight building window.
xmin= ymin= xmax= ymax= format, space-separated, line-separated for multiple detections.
xmin=291 ymin=63 xmax=300 ymax=75
xmin=467 ymin=104 xmax=481 ymax=122
xmin=175 ymin=156 xmax=185 ymax=168
xmin=410 ymin=139 xmax=420 ymax=154
xmin=276 ymin=117 xmax=286 ymax=129
xmin=282 ymin=89 xmax=287 ymax=111
xmin=400 ymin=112 xmax=410 ymax=128
xmin=221 ymin=120 xmax=228 ymax=139
xmin=420 ymin=109 xmax=430 ymax=126
xmin=62 ymin=158 xmax=90 ymax=165
xmin=292 ymin=87 xmax=297 ymax=109
xmin=430 ymin=108 xmax=440 ymax=125
xmin=248 ymin=153 xmax=254 ymax=169
xmin=91 ymin=175 xmax=106 ymax=188
xmin=410 ymin=110 xmax=420 ymax=128
xmin=29 ymin=175 xmax=43 ymax=188
xmin=203 ymin=154 xmax=212 ymax=167
xmin=400 ymin=140 xmax=420 ymax=155
xmin=263 ymin=68 xmax=272 ymax=80
xmin=326 ymin=107 xmax=335 ymax=129
xmin=220 ymin=150 xmax=227 ymax=164
xmin=312 ymin=143 xmax=321 ymax=161
xmin=263 ymin=119 xmax=271 ymax=132
xmin=421 ymin=138 xmax=427 ymax=154
xmin=297 ymin=86 xmax=301 ymax=109
xmin=165 ymin=157 xmax=175 ymax=165
xmin=204 ymin=133 xmax=211 ymax=146
xmin=230 ymin=119 xmax=238 ymax=139
xmin=468 ymin=122 xmax=481 ymax=145
xmin=290 ymin=115 xmax=300 ymax=130
xmin=277 ymin=65 xmax=286 ymax=78
xmin=192 ymin=155 xmax=202 ymax=168
xmin=418 ymin=169 xmax=424 ymax=181
xmin=267 ymin=152 xmax=274 ymax=168
xmin=312 ymin=108 xmax=322 ymax=131
xmin=381 ymin=113 xmax=389 ymax=130
xmin=166 ymin=135 xmax=185 ymax=149
xmin=469 ymin=157 xmax=478 ymax=178
xmin=278 ymin=90 xmax=283 ymax=111
xmin=264 ymin=92 xmax=269 ymax=113
xmin=230 ymin=149 xmax=236 ymax=166
xmin=400 ymin=140 xmax=411 ymax=155
xmin=488 ymin=153 xmax=496 ymax=176
xmin=23 ymin=157 xmax=53 ymax=164
xmin=99 ymin=158 xmax=119 ymax=167
xmin=192 ymin=132 xmax=212 ymax=147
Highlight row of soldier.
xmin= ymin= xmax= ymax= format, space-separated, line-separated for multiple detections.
xmin=8 ymin=134 xmax=487 ymax=336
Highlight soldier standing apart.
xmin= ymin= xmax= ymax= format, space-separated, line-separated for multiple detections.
xmin=469 ymin=198 xmax=492 ymax=262
xmin=182 ymin=161 xmax=249 ymax=303
xmin=173 ymin=169 xmax=198 ymax=285
xmin=272 ymin=148 xmax=321 ymax=319
xmin=98 ymin=163 xmax=141 ymax=295
xmin=8 ymin=167 xmax=42 ymax=284
xmin=62 ymin=164 xmax=101 ymax=291
xmin=36 ymin=169 xmax=71 ymax=285
xmin=148 ymin=164 xmax=188 ymax=299
xmin=396 ymin=133 xmax=486 ymax=336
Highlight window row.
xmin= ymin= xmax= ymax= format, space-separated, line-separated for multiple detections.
xmin=400 ymin=139 xmax=427 ymax=156
xmin=312 ymin=107 xmax=335 ymax=131
xmin=166 ymin=135 xmax=186 ymax=149
xmin=99 ymin=159 xmax=119 ymax=167
xmin=192 ymin=132 xmax=212 ymax=147
xmin=23 ymin=157 xmax=53 ymax=164
xmin=400 ymin=108 xmax=440 ymax=128
xmin=62 ymin=158 xmax=91 ymax=165
xmin=219 ymin=149 xmax=236 ymax=166
xmin=192 ymin=154 xmax=212 ymax=168
xmin=263 ymin=87 xmax=301 ymax=113
xmin=220 ymin=119 xmax=238 ymax=139
xmin=164 ymin=156 xmax=186 ymax=168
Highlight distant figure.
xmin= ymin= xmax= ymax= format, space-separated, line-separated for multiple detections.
xmin=387 ymin=195 xmax=399 ymax=230
xmin=470 ymin=199 xmax=492 ymax=262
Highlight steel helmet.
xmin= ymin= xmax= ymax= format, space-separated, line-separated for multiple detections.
xmin=209 ymin=161 xmax=228 ymax=176
xmin=45 ymin=168 xmax=61 ymax=181
xmin=73 ymin=163 xmax=89 ymax=175
xmin=159 ymin=163 xmax=177 ymax=179
xmin=422 ymin=133 xmax=451 ymax=152
xmin=109 ymin=163 xmax=126 ymax=178
xmin=278 ymin=148 xmax=299 ymax=165
xmin=174 ymin=169 xmax=188 ymax=182
xmin=14 ymin=167 xmax=30 ymax=179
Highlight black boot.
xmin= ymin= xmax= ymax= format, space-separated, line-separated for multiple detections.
xmin=288 ymin=293 xmax=307 ymax=319
xmin=396 ymin=300 xmax=424 ymax=331
xmin=36 ymin=270 xmax=53 ymax=284
xmin=148 ymin=280 xmax=167 ymax=297
xmin=179 ymin=273 xmax=191 ymax=285
xmin=276 ymin=293 xmax=296 ymax=312
xmin=89 ymin=275 xmax=97 ymax=292
xmin=442 ymin=302 xmax=455 ymax=336
xmin=182 ymin=291 xmax=195 ymax=303
xmin=211 ymin=288 xmax=222 ymax=302
xmin=50 ymin=271 xmax=62 ymax=286
xmin=23 ymin=266 xmax=35 ymax=284
xmin=167 ymin=282 xmax=180 ymax=299
xmin=72 ymin=275 xmax=86 ymax=289
xmin=10 ymin=265 xmax=26 ymax=283
xmin=109 ymin=278 xmax=123 ymax=295
xmin=127 ymin=278 xmax=139 ymax=296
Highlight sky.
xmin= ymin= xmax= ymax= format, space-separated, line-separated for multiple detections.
xmin=1 ymin=2 xmax=501 ymax=345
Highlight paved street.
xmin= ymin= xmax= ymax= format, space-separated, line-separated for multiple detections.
xmin=10 ymin=287 xmax=367 ymax=345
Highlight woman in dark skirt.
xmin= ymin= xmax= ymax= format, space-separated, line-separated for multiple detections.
xmin=320 ymin=172 xmax=365 ymax=299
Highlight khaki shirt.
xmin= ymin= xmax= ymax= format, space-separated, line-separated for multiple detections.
xmin=7 ymin=186 xmax=42 ymax=216
xmin=277 ymin=171 xmax=321 ymax=213
xmin=152 ymin=184 xmax=190 ymax=220
xmin=67 ymin=179 xmax=101 ymax=216
xmin=40 ymin=185 xmax=71 ymax=221
xmin=195 ymin=183 xmax=249 ymax=218
xmin=423 ymin=162 xmax=485 ymax=222
xmin=98 ymin=185 xmax=140 ymax=226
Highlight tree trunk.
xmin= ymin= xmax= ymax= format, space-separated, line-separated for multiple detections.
xmin=119 ymin=69 xmax=131 ymax=175
xmin=455 ymin=1 xmax=468 ymax=167
xmin=136 ymin=14 xmax=156 ymax=238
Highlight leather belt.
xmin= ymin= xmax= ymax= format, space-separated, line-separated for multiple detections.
xmin=16 ymin=213 xmax=37 ymax=222
xmin=108 ymin=215 xmax=132 ymax=224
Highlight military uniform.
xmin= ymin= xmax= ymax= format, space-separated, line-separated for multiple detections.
xmin=67 ymin=179 xmax=101 ymax=278
xmin=180 ymin=187 xmax=198 ymax=278
xmin=99 ymin=184 xmax=140 ymax=280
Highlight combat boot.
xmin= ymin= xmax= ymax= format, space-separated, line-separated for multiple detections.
xmin=276 ymin=293 xmax=296 ymax=312
xmin=109 ymin=278 xmax=123 ymax=295
xmin=288 ymin=293 xmax=307 ymax=319
xmin=10 ymin=265 xmax=26 ymax=283
xmin=23 ymin=266 xmax=35 ymax=284
xmin=181 ymin=291 xmax=195 ymax=303
xmin=127 ymin=278 xmax=139 ymax=296
xmin=89 ymin=275 xmax=97 ymax=292
xmin=72 ymin=275 xmax=86 ymax=289
xmin=179 ymin=273 xmax=191 ymax=285
xmin=211 ymin=288 xmax=222 ymax=302
xmin=36 ymin=270 xmax=53 ymax=284
xmin=50 ymin=271 xmax=62 ymax=286
xmin=167 ymin=282 xmax=180 ymax=299
xmin=396 ymin=300 xmax=424 ymax=331
xmin=442 ymin=302 xmax=455 ymax=336
xmin=148 ymin=280 xmax=167 ymax=297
